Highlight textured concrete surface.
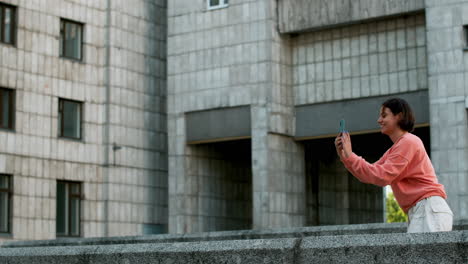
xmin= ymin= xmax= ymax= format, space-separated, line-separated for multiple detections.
xmin=425 ymin=0 xmax=468 ymax=223
xmin=279 ymin=0 xmax=425 ymax=33
xmin=0 ymin=231 xmax=466 ymax=264
xmin=3 ymin=221 xmax=467 ymax=248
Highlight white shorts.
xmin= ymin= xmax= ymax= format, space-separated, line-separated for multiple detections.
xmin=407 ymin=196 xmax=453 ymax=233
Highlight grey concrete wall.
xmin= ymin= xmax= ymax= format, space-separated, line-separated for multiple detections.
xmin=167 ymin=0 xmax=306 ymax=233
xmin=0 ymin=231 xmax=466 ymax=263
xmin=167 ymin=0 xmax=277 ymax=233
xmin=0 ymin=0 xmax=167 ymax=240
xmin=102 ymin=0 xmax=168 ymax=237
xmin=278 ymin=0 xmax=425 ymax=33
xmin=292 ymin=13 xmax=427 ymax=106
xmin=425 ymin=0 xmax=468 ymax=221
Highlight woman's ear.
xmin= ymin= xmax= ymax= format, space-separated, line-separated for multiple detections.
xmin=396 ymin=112 xmax=403 ymax=121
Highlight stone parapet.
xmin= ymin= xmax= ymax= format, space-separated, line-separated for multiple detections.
xmin=0 ymin=230 xmax=466 ymax=264
xmin=3 ymin=221 xmax=467 ymax=248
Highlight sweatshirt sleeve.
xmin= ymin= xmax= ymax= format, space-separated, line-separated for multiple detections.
xmin=341 ymin=152 xmax=409 ymax=187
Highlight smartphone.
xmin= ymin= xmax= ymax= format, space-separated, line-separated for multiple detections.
xmin=339 ymin=119 xmax=346 ymax=133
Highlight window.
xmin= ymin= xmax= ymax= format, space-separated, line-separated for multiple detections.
xmin=0 ymin=3 xmax=16 ymax=45
xmin=56 ymin=181 xmax=81 ymax=237
xmin=0 ymin=174 xmax=12 ymax=234
xmin=207 ymin=0 xmax=228 ymax=10
xmin=464 ymin=25 xmax=468 ymax=50
xmin=0 ymin=88 xmax=14 ymax=130
xmin=58 ymin=99 xmax=82 ymax=139
xmin=59 ymin=19 xmax=83 ymax=60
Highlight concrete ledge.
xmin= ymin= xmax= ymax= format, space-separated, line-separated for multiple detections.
xmin=2 ymin=221 xmax=467 ymax=248
xmin=0 ymin=231 xmax=466 ymax=264
xmin=299 ymin=231 xmax=468 ymax=263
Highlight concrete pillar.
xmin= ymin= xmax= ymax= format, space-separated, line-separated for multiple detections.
xmin=425 ymin=0 xmax=468 ymax=221
xmin=251 ymin=128 xmax=306 ymax=229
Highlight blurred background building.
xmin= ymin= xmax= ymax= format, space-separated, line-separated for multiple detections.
xmin=0 ymin=0 xmax=466 ymax=240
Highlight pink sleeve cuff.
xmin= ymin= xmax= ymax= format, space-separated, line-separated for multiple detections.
xmin=341 ymin=152 xmax=358 ymax=164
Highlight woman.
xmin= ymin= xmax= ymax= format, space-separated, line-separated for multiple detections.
xmin=335 ymin=98 xmax=453 ymax=233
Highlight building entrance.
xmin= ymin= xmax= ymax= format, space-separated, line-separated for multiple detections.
xmin=188 ymin=139 xmax=252 ymax=231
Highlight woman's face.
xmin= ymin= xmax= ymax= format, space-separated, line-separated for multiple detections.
xmin=377 ymin=107 xmax=401 ymax=135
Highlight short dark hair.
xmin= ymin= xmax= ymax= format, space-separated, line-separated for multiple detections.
xmin=382 ymin=98 xmax=415 ymax=132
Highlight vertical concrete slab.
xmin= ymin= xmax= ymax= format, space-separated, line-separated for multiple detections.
xmin=425 ymin=0 xmax=468 ymax=221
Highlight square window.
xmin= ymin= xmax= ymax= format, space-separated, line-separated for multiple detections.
xmin=207 ymin=0 xmax=228 ymax=10
xmin=0 ymin=174 xmax=12 ymax=234
xmin=60 ymin=19 xmax=83 ymax=60
xmin=56 ymin=181 xmax=81 ymax=237
xmin=0 ymin=3 xmax=16 ymax=45
xmin=58 ymin=99 xmax=82 ymax=139
xmin=0 ymin=88 xmax=15 ymax=130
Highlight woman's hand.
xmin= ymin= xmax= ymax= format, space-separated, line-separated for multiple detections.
xmin=335 ymin=132 xmax=352 ymax=159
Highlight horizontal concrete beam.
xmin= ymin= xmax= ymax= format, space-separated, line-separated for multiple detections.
xmin=0 ymin=231 xmax=466 ymax=264
xmin=278 ymin=0 xmax=425 ymax=33
xmin=295 ymin=91 xmax=429 ymax=140
xmin=185 ymin=106 xmax=251 ymax=144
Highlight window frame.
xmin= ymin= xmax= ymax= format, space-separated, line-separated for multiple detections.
xmin=0 ymin=174 xmax=12 ymax=235
xmin=58 ymin=98 xmax=83 ymax=140
xmin=56 ymin=180 xmax=81 ymax=237
xmin=59 ymin=18 xmax=84 ymax=61
xmin=207 ymin=0 xmax=229 ymax=10
xmin=0 ymin=3 xmax=17 ymax=46
xmin=0 ymin=88 xmax=15 ymax=131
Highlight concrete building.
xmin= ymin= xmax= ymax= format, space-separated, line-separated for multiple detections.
xmin=0 ymin=0 xmax=168 ymax=240
xmin=167 ymin=0 xmax=468 ymax=234
xmin=0 ymin=0 xmax=467 ymax=241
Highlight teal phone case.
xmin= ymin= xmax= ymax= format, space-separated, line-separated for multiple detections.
xmin=339 ymin=119 xmax=346 ymax=133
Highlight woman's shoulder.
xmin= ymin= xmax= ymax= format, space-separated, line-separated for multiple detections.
xmin=396 ymin=133 xmax=424 ymax=150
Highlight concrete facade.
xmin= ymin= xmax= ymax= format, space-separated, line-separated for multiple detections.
xmin=425 ymin=0 xmax=468 ymax=222
xmin=0 ymin=0 xmax=467 ymax=242
xmin=167 ymin=0 xmax=468 ymax=234
xmin=0 ymin=0 xmax=167 ymax=241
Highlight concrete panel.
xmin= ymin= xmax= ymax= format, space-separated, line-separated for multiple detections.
xmin=185 ymin=106 xmax=251 ymax=144
xmin=295 ymin=91 xmax=429 ymax=139
xmin=279 ymin=0 xmax=425 ymax=33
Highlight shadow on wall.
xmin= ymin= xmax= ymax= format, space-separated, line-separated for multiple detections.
xmin=188 ymin=139 xmax=252 ymax=232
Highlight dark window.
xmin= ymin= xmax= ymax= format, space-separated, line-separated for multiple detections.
xmin=0 ymin=3 xmax=16 ymax=45
xmin=464 ymin=25 xmax=468 ymax=50
xmin=0 ymin=88 xmax=14 ymax=130
xmin=59 ymin=19 xmax=83 ymax=60
xmin=56 ymin=181 xmax=81 ymax=237
xmin=58 ymin=99 xmax=82 ymax=139
xmin=0 ymin=174 xmax=12 ymax=234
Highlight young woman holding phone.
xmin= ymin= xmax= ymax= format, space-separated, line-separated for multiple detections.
xmin=334 ymin=98 xmax=453 ymax=233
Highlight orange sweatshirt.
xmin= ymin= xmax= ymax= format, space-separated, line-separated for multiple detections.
xmin=341 ymin=133 xmax=447 ymax=213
